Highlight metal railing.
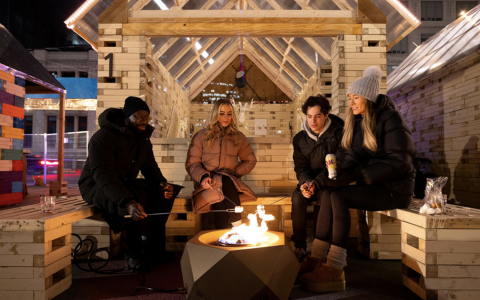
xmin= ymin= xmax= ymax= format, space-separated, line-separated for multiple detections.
xmin=23 ymin=131 xmax=95 ymax=187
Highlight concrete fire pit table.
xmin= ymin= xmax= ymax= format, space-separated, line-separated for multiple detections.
xmin=181 ymin=229 xmax=299 ymax=300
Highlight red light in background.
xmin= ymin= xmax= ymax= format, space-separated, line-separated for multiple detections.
xmin=40 ymin=161 xmax=59 ymax=165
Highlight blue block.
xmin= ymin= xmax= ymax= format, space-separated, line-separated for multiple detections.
xmin=0 ymin=126 xmax=2 ymax=136
xmin=0 ymin=103 xmax=2 ymax=114
xmin=13 ymin=117 xmax=24 ymax=129
xmin=12 ymin=139 xmax=23 ymax=150
xmin=14 ymin=77 xmax=25 ymax=88
xmin=14 ymin=96 xmax=24 ymax=108
xmin=0 ymin=79 xmax=3 ymax=90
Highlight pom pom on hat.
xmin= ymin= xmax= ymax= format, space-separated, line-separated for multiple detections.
xmin=363 ymin=66 xmax=383 ymax=80
xmin=346 ymin=66 xmax=383 ymax=102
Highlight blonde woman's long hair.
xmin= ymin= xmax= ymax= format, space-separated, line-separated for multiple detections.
xmin=341 ymin=100 xmax=378 ymax=152
xmin=204 ymin=99 xmax=239 ymax=148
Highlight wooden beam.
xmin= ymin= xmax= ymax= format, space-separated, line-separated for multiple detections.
xmin=294 ymin=0 xmax=313 ymax=10
xmin=99 ymin=0 xmax=128 ymax=24
xmin=151 ymin=0 xmax=235 ymax=65
xmin=244 ymin=40 xmax=294 ymax=90
xmin=181 ymin=39 xmax=234 ymax=86
xmin=288 ymin=40 xmax=316 ymax=70
xmin=174 ymin=38 xmax=217 ymax=79
xmin=123 ymin=23 xmax=362 ymax=37
xmin=305 ymin=38 xmax=331 ymax=62
xmin=245 ymin=49 xmax=294 ymax=100
xmin=243 ymin=44 xmax=294 ymax=100
xmin=267 ymin=38 xmax=311 ymax=78
xmin=265 ymin=0 xmax=283 ymax=10
xmin=57 ymin=93 xmax=66 ymax=183
xmin=128 ymin=10 xmax=357 ymax=23
xmin=189 ymin=44 xmax=239 ymax=100
xmin=130 ymin=0 xmax=152 ymax=11
xmin=357 ymin=0 xmax=387 ymax=24
xmin=190 ymin=37 xmax=207 ymax=82
xmin=332 ymin=0 xmax=356 ymax=11
xmin=165 ymin=37 xmax=200 ymax=71
xmin=250 ymin=38 xmax=303 ymax=88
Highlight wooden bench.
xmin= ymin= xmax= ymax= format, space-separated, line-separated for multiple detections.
xmin=0 ymin=196 xmax=96 ymax=300
xmin=358 ymin=198 xmax=480 ymax=300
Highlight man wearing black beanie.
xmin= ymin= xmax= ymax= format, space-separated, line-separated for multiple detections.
xmin=79 ymin=96 xmax=181 ymax=273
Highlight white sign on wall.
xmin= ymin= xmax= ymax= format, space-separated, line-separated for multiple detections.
xmin=255 ymin=119 xmax=267 ymax=136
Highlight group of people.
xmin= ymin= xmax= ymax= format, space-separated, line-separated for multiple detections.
xmin=79 ymin=66 xmax=415 ymax=293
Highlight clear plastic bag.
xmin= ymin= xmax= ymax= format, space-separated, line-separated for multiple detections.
xmin=419 ymin=177 xmax=448 ymax=215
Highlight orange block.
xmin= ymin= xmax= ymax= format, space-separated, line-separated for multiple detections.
xmin=2 ymin=103 xmax=24 ymax=119
xmin=12 ymin=160 xmax=23 ymax=171
xmin=0 ymin=192 xmax=22 ymax=206
xmin=0 ymin=71 xmax=15 ymax=84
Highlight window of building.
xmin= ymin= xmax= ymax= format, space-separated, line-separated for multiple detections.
xmin=456 ymin=1 xmax=478 ymax=17
xmin=387 ymin=37 xmax=408 ymax=54
xmin=78 ymin=116 xmax=88 ymax=131
xmin=47 ymin=116 xmax=57 ymax=133
xmin=421 ymin=33 xmax=435 ymax=43
xmin=61 ymin=71 xmax=75 ymax=77
xmin=387 ymin=65 xmax=398 ymax=75
xmin=65 ymin=116 xmax=75 ymax=133
xmin=421 ymin=1 xmax=443 ymax=21
xmin=24 ymin=116 xmax=33 ymax=134
xmin=79 ymin=72 xmax=88 ymax=78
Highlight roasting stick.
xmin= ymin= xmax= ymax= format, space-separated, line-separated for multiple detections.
xmin=124 ymin=207 xmax=244 ymax=218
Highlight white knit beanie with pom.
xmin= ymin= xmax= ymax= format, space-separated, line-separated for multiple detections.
xmin=346 ymin=66 xmax=383 ymax=102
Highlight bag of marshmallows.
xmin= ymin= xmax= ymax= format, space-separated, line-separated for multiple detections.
xmin=419 ymin=177 xmax=448 ymax=215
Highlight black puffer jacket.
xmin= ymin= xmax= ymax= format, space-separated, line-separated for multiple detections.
xmin=342 ymin=95 xmax=415 ymax=195
xmin=292 ymin=114 xmax=344 ymax=186
xmin=78 ymin=108 xmax=167 ymax=215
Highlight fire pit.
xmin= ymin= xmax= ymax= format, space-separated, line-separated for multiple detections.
xmin=180 ymin=230 xmax=299 ymax=300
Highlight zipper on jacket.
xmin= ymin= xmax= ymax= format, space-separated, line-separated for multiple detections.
xmin=217 ymin=138 xmax=223 ymax=170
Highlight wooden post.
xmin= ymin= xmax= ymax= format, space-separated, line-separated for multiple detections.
xmin=50 ymin=93 xmax=68 ymax=197
xmin=57 ymin=93 xmax=65 ymax=182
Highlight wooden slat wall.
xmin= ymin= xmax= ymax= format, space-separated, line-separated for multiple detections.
xmin=0 ymin=70 xmax=25 ymax=206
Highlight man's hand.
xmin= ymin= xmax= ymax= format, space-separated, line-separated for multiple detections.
xmin=300 ymin=180 xmax=316 ymax=199
xmin=201 ymin=177 xmax=212 ymax=189
xmin=127 ymin=201 xmax=147 ymax=221
xmin=163 ymin=183 xmax=174 ymax=199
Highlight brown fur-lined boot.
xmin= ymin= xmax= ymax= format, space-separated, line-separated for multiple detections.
xmin=299 ymin=264 xmax=346 ymax=292
xmin=296 ymin=255 xmax=324 ymax=282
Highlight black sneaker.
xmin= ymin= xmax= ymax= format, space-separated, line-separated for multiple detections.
xmin=294 ymin=247 xmax=307 ymax=263
xmin=125 ymin=253 xmax=150 ymax=274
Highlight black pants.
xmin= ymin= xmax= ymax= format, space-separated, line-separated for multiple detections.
xmin=291 ymin=186 xmax=324 ymax=249
xmin=101 ymin=180 xmax=177 ymax=255
xmin=315 ymin=185 xmax=412 ymax=249
xmin=212 ymin=176 xmax=242 ymax=229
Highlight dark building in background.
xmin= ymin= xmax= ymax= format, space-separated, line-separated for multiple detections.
xmin=0 ymin=0 xmax=88 ymax=49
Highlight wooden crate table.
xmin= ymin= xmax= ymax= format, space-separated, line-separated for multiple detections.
xmin=372 ymin=199 xmax=480 ymax=300
xmin=0 ymin=196 xmax=96 ymax=300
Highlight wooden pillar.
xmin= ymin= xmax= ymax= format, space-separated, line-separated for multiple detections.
xmin=50 ymin=92 xmax=68 ymax=197
xmin=331 ymin=24 xmax=387 ymax=119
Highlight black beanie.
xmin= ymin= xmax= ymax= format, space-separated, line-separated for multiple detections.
xmin=123 ymin=96 xmax=150 ymax=118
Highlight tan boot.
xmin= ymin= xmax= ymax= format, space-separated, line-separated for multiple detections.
xmin=299 ymin=264 xmax=346 ymax=292
xmin=296 ymin=255 xmax=324 ymax=281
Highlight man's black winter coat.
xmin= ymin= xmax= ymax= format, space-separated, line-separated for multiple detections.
xmin=79 ymin=108 xmax=167 ymax=215
xmin=292 ymin=114 xmax=344 ymax=186
xmin=342 ymin=95 xmax=415 ymax=195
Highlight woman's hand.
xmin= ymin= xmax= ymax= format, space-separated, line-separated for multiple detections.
xmin=300 ymin=180 xmax=316 ymax=198
xmin=201 ymin=177 xmax=212 ymax=189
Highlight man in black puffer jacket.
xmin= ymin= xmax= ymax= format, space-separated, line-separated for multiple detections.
xmin=291 ymin=95 xmax=344 ymax=262
xmin=79 ymin=97 xmax=180 ymax=272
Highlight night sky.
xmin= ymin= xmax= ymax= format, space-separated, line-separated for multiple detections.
xmin=0 ymin=0 xmax=89 ymax=49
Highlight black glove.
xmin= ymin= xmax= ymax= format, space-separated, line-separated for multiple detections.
xmin=126 ymin=201 xmax=147 ymax=221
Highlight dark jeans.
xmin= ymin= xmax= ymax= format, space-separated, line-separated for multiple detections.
xmin=315 ymin=185 xmax=412 ymax=249
xmin=101 ymin=179 xmax=177 ymax=255
xmin=212 ymin=176 xmax=241 ymax=229
xmin=291 ymin=185 xmax=324 ymax=249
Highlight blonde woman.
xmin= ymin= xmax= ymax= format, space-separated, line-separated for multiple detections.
xmin=299 ymin=67 xmax=415 ymax=292
xmin=186 ymin=99 xmax=257 ymax=229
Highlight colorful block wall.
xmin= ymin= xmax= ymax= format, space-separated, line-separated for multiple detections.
xmin=0 ymin=69 xmax=25 ymax=206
